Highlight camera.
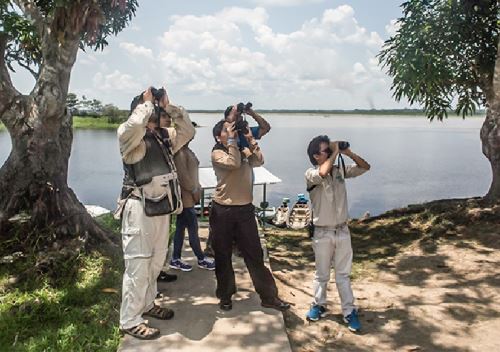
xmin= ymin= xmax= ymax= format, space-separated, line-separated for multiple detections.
xmin=151 ymin=87 xmax=166 ymax=101
xmin=338 ymin=141 xmax=350 ymax=150
xmin=234 ymin=119 xmax=249 ymax=133
xmin=236 ymin=102 xmax=253 ymax=114
xmin=140 ymin=87 xmax=166 ymax=102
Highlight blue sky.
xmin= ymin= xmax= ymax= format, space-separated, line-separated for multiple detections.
xmin=12 ymin=0 xmax=408 ymax=110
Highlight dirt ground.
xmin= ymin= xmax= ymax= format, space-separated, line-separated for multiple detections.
xmin=265 ymin=198 xmax=500 ymax=352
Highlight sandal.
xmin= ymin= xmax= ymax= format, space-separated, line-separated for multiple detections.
xmin=143 ymin=305 xmax=175 ymax=320
xmin=122 ymin=323 xmax=160 ymax=340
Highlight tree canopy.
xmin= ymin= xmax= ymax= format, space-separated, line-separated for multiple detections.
xmin=0 ymin=1 xmax=139 ymax=245
xmin=378 ymin=0 xmax=499 ymax=120
xmin=0 ymin=0 xmax=138 ymax=78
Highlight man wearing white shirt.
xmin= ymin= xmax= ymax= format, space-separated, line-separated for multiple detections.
xmin=305 ymin=135 xmax=370 ymax=332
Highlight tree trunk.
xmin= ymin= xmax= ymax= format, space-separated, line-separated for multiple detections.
xmin=0 ymin=98 xmax=111 ymax=247
xmin=480 ymin=40 xmax=500 ymax=202
xmin=481 ymin=104 xmax=500 ymax=201
xmin=0 ymin=20 xmax=114 ymax=249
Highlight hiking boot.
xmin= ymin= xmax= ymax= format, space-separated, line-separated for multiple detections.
xmin=198 ymin=258 xmax=215 ymax=271
xmin=261 ymin=297 xmax=290 ymax=311
xmin=343 ymin=309 xmax=361 ymax=332
xmin=169 ymin=259 xmax=192 ymax=272
xmin=306 ymin=304 xmax=327 ymax=322
xmin=157 ymin=271 xmax=178 ymax=282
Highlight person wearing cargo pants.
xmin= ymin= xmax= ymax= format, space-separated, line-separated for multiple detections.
xmin=305 ymin=135 xmax=370 ymax=332
xmin=117 ymin=87 xmax=195 ymax=339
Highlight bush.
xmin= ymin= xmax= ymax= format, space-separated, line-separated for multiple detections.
xmin=102 ymin=104 xmax=127 ymax=124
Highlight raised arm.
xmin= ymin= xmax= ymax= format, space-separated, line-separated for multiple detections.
xmin=211 ymin=143 xmax=241 ymax=170
xmin=164 ymin=105 xmax=196 ymax=154
xmin=117 ymin=96 xmax=154 ymax=164
xmin=318 ymin=141 xmax=339 ymax=177
xmin=342 ymin=148 xmax=371 ymax=178
xmin=247 ymin=109 xmax=270 ymax=138
xmin=242 ymin=129 xmax=264 ymax=167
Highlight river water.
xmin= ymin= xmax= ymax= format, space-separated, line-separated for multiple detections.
xmin=0 ymin=113 xmax=489 ymax=217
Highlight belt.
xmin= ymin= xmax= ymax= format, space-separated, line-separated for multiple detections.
xmin=316 ymin=222 xmax=347 ymax=230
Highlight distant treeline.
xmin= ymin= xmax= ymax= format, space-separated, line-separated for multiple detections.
xmin=188 ymin=108 xmax=486 ymax=116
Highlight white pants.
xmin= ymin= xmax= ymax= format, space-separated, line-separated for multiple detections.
xmin=312 ymin=225 xmax=355 ymax=317
xmin=119 ymin=199 xmax=170 ymax=329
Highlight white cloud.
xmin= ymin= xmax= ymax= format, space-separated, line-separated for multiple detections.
xmin=252 ymin=0 xmax=324 ymax=7
xmin=93 ymin=70 xmax=141 ymax=92
xmin=148 ymin=5 xmax=392 ymax=107
xmin=119 ymin=42 xmax=153 ymax=59
xmin=385 ymin=19 xmax=400 ymax=37
xmin=72 ymin=5 xmax=396 ymax=108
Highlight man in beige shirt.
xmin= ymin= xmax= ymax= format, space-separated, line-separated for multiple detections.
xmin=210 ymin=105 xmax=289 ymax=312
xmin=305 ymin=135 xmax=370 ymax=332
xmin=117 ymin=87 xmax=195 ymax=339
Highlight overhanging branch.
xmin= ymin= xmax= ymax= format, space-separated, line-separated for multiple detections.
xmin=12 ymin=0 xmax=45 ymax=38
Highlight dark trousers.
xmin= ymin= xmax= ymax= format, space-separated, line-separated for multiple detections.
xmin=173 ymin=207 xmax=204 ymax=261
xmin=210 ymin=202 xmax=278 ymax=301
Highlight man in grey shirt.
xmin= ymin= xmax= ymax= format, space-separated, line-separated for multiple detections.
xmin=305 ymin=135 xmax=370 ymax=332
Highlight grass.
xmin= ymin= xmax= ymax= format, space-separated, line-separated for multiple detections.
xmin=0 ymin=214 xmax=123 ymax=352
xmin=0 ymin=117 xmax=122 ymax=132
xmin=72 ymin=116 xmax=122 ymax=130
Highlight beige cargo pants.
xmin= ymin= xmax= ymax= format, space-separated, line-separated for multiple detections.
xmin=119 ymin=199 xmax=170 ymax=329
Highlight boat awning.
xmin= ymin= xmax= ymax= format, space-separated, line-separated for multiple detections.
xmin=199 ymin=166 xmax=282 ymax=190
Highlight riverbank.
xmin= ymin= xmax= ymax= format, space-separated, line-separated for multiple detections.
xmin=0 ymin=197 xmax=498 ymax=351
xmin=0 ymin=117 xmax=121 ymax=131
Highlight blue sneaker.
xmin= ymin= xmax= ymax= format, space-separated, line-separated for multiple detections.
xmin=169 ymin=259 xmax=192 ymax=272
xmin=306 ymin=305 xmax=326 ymax=322
xmin=343 ymin=309 xmax=361 ymax=332
xmin=198 ymin=258 xmax=215 ymax=271
xmin=319 ymin=305 xmax=328 ymax=318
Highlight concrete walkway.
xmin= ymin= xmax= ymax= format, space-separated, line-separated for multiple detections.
xmin=118 ymin=227 xmax=292 ymax=352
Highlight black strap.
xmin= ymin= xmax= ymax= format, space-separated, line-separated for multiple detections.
xmin=306 ymin=184 xmax=317 ymax=192
xmin=306 ymin=185 xmax=315 ymax=234
xmin=338 ymin=154 xmax=347 ymax=178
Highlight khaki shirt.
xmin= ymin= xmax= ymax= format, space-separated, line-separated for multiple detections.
xmin=117 ymin=101 xmax=196 ymax=165
xmin=212 ymin=143 xmax=264 ymax=206
xmin=174 ymin=145 xmax=200 ymax=208
xmin=305 ymin=164 xmax=367 ymax=227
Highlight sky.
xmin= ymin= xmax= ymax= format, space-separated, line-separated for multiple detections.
xmin=12 ymin=0 xmax=408 ymax=110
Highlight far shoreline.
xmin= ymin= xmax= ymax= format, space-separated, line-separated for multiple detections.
xmin=0 ymin=111 xmax=486 ymax=132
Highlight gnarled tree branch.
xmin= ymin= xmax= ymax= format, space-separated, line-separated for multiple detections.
xmin=0 ymin=32 xmax=19 ymax=124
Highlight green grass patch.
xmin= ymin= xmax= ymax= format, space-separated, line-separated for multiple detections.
xmin=0 ymin=215 xmax=124 ymax=352
xmin=72 ymin=116 xmax=122 ymax=130
xmin=0 ymin=122 xmax=5 ymax=131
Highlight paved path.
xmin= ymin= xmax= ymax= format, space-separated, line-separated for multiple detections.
xmin=118 ymin=228 xmax=291 ymax=352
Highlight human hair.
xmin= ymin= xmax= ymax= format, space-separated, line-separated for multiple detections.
xmin=212 ymin=119 xmax=225 ymax=142
xmin=224 ymin=106 xmax=233 ymax=119
xmin=130 ymin=95 xmax=142 ymax=113
xmin=307 ymin=135 xmax=330 ymax=165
